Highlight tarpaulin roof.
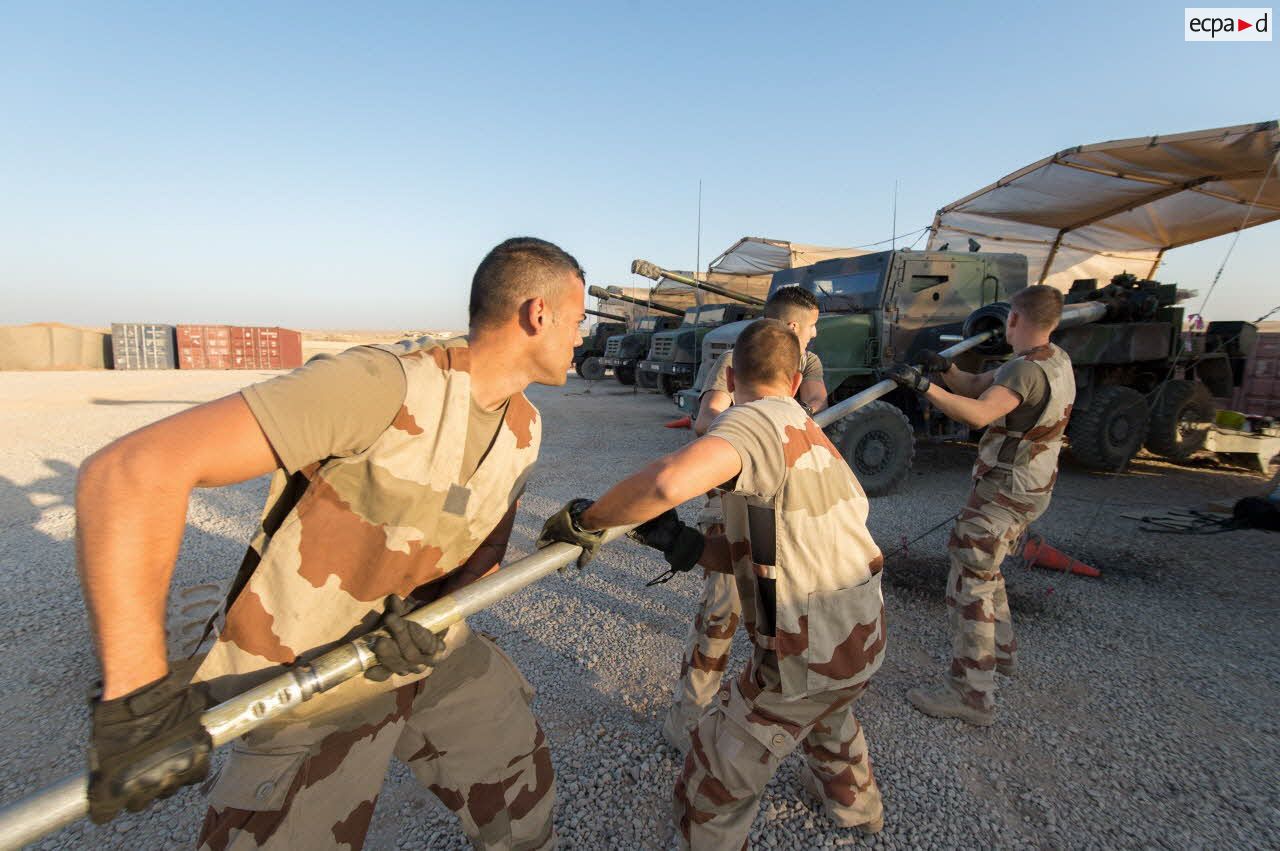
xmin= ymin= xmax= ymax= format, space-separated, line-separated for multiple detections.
xmin=928 ymin=121 xmax=1280 ymax=290
xmin=651 ymin=237 xmax=872 ymax=304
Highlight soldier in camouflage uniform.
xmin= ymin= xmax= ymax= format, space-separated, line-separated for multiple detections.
xmin=665 ymin=286 xmax=827 ymax=753
xmin=75 ymin=238 xmax=587 ymax=848
xmin=884 ymin=285 xmax=1075 ymax=725
xmin=541 ymin=319 xmax=887 ymax=848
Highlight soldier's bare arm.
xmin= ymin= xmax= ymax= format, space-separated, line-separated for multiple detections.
xmin=797 ymin=379 xmax=828 ymax=413
xmin=693 ymin=390 xmax=732 ymax=436
xmin=937 ymin=366 xmax=997 ymax=399
xmin=923 ymin=382 xmax=1021 ymax=429
xmin=76 ymin=394 xmax=279 ymax=699
xmin=580 ymin=436 xmax=742 ymax=529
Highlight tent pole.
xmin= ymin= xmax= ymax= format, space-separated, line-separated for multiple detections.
xmin=1147 ymin=249 xmax=1165 ymax=279
xmin=1039 ymin=232 xmax=1064 ymax=284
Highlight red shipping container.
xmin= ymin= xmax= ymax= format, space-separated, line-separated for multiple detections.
xmin=177 ymin=325 xmax=234 ymax=370
xmin=227 ymin=326 xmax=303 ymax=369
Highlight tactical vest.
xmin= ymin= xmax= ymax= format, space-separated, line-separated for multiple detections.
xmin=719 ymin=397 xmax=886 ymax=698
xmin=972 ymin=343 xmax=1075 ymax=497
xmin=195 ymin=338 xmax=541 ymax=715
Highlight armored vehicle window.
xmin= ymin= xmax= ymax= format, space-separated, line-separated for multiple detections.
xmin=682 ymin=309 xmax=699 ymax=326
xmin=910 ymin=274 xmax=949 ymax=293
xmin=638 ymin=317 xmax=658 ymax=331
xmin=698 ymin=306 xmax=727 ymax=325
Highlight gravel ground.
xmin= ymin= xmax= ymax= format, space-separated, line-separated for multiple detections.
xmin=1 ymin=368 xmax=1277 ymax=850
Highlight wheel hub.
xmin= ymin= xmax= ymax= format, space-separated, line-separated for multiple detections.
xmin=856 ymin=429 xmax=892 ymax=474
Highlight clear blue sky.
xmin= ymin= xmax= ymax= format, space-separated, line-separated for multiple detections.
xmin=3 ymin=2 xmax=1276 ymax=329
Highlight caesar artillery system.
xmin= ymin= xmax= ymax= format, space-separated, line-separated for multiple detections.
xmin=574 ymin=308 xmax=628 ymax=380
xmin=588 ymin=285 xmax=684 ymax=387
xmin=630 ymin=260 xmax=763 ymax=397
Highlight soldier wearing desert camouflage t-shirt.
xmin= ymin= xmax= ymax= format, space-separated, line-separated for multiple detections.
xmin=885 ymin=285 xmax=1075 ymax=726
xmin=540 ymin=318 xmax=887 ymax=849
xmin=666 ymin=285 xmax=828 ymax=754
xmin=75 ymin=238 xmax=587 ymax=849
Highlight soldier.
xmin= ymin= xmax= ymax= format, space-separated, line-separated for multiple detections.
xmin=665 ymin=285 xmax=826 ymax=752
xmin=884 ymin=285 xmax=1075 ymax=726
xmin=75 ymin=237 xmax=585 ymax=848
xmin=540 ymin=319 xmax=887 ymax=848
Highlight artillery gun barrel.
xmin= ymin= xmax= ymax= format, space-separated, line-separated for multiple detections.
xmin=587 ymin=285 xmax=684 ymax=316
xmin=586 ymin=308 xmax=628 ymax=322
xmin=630 ymin=260 xmax=766 ymax=307
xmin=814 ymin=300 xmax=1108 ymax=429
xmin=0 ymin=527 xmax=638 ymax=849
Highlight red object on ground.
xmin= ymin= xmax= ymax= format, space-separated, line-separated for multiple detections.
xmin=1022 ymin=534 xmax=1101 ymax=578
xmin=664 ymin=416 xmax=692 ymax=429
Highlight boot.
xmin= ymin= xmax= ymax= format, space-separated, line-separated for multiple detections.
xmin=799 ymin=771 xmax=883 ymax=834
xmin=907 ymin=684 xmax=994 ymax=727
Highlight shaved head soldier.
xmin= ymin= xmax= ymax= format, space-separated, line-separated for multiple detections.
xmin=540 ymin=318 xmax=887 ymax=848
xmin=884 ymin=285 xmax=1076 ymax=725
xmin=665 ymin=285 xmax=827 ymax=751
xmin=76 ymin=237 xmax=585 ymax=848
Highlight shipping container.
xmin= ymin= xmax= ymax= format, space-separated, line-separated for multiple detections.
xmin=176 ymin=325 xmax=233 ymax=369
xmin=229 ymin=326 xmax=304 ymax=370
xmin=1206 ymin=325 xmax=1280 ymax=420
xmin=110 ymin=323 xmax=176 ymax=370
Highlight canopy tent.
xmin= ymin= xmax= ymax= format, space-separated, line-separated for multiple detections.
xmin=928 ymin=120 xmax=1280 ymax=290
xmin=652 ymin=237 xmax=871 ymax=304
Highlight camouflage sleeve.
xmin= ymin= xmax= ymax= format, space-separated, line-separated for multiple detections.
xmin=992 ymin=358 xmax=1046 ymax=407
xmin=701 ymin=351 xmax=733 ymax=399
xmin=801 ymin=351 xmax=824 ymax=383
xmin=241 ymin=346 xmax=407 ymax=473
xmin=706 ymin=404 xmax=786 ymax=499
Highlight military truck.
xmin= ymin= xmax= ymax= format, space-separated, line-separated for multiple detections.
xmin=574 ymin=308 xmax=627 ymax=381
xmin=1045 ymin=273 xmax=1249 ymax=470
xmin=588 ymin=286 xmax=685 ymax=387
xmin=678 ymin=248 xmax=1026 ymax=494
xmin=637 ymin=303 xmax=762 ymax=396
xmin=679 ymin=251 xmax=1254 ymax=495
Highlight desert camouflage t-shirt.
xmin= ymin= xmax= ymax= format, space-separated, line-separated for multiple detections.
xmin=991 ymin=357 xmax=1049 ymax=434
xmin=707 ymin=396 xmax=885 ymax=698
xmin=241 ymin=340 xmax=508 ymax=483
xmin=701 ymin=349 xmax=824 ymax=399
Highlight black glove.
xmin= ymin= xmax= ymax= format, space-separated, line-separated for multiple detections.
xmin=882 ymin=362 xmax=931 ymax=394
xmin=88 ymin=663 xmax=212 ymax=824
xmin=365 ymin=595 xmax=447 ymax=682
xmin=537 ymin=498 xmax=605 ymax=568
xmin=916 ymin=349 xmax=952 ymax=374
xmin=630 ymin=509 xmax=706 ymax=578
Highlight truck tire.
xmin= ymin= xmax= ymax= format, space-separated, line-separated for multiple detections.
xmin=637 ymin=369 xmax=659 ymax=390
xmin=825 ymin=401 xmax=914 ymax=497
xmin=1067 ymin=385 xmax=1149 ymax=471
xmin=615 ymin=365 xmax=636 ymax=386
xmin=579 ymin=356 xmax=606 ymax=381
xmin=1145 ymin=379 xmax=1214 ymax=460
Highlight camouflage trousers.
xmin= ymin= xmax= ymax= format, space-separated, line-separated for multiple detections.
xmin=671 ymin=495 xmax=739 ymax=731
xmin=674 ymin=652 xmax=881 ymax=850
xmin=197 ymin=624 xmax=555 ymax=850
xmin=946 ymin=477 xmax=1050 ymax=712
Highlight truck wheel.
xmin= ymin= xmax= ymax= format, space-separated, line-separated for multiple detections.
xmin=1067 ymin=385 xmax=1149 ymax=471
xmin=579 ymin=356 xmax=606 ymax=381
xmin=825 ymin=401 xmax=914 ymax=497
xmin=1144 ymin=379 xmax=1213 ymax=460
xmin=615 ymin=365 xmax=636 ymax=386
xmin=637 ymin=369 xmax=659 ymax=390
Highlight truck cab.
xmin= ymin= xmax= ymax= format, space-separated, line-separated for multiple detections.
xmin=600 ymin=315 xmax=683 ymax=386
xmin=638 ymin=303 xmax=759 ymax=396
